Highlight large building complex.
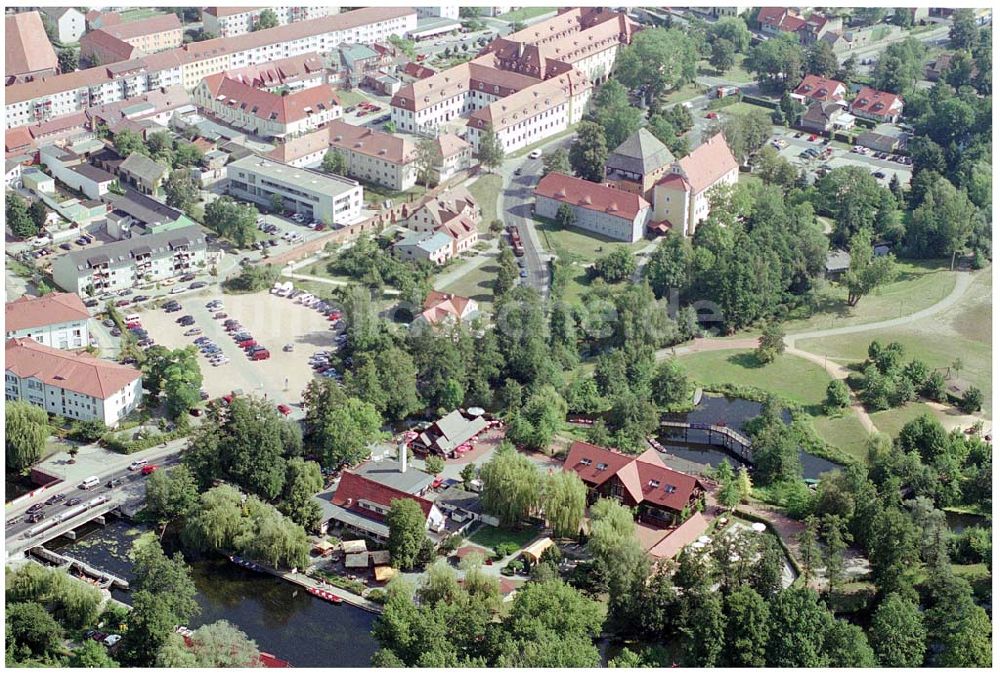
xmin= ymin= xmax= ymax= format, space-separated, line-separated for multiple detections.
xmin=202 ymin=7 xmax=338 ymax=38
xmin=227 ymin=155 xmax=364 ymax=225
xmin=5 ymin=294 xmax=91 ymax=350
xmin=6 ymin=8 xmax=416 ymax=129
xmin=390 ymin=7 xmax=635 ymax=147
xmin=325 ymin=120 xmax=416 ymax=191
xmin=80 ymin=14 xmax=185 ymax=66
xmin=5 ymin=338 xmax=143 ymax=426
xmin=52 ymin=225 xmax=208 ymax=295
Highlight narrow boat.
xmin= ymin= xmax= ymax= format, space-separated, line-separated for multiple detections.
xmin=228 ymin=555 xmax=265 ymax=573
xmin=307 ymin=586 xmax=343 ymax=604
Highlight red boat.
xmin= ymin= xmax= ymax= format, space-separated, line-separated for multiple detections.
xmin=307 ymin=586 xmax=343 ymax=604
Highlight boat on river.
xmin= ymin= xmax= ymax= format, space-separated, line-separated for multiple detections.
xmin=307 ymin=586 xmax=344 ymax=604
xmin=229 ymin=555 xmax=266 ymax=573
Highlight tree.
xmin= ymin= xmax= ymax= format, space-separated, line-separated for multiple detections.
xmin=164 ymin=169 xmax=198 ymax=213
xmin=723 ymin=586 xmax=770 ymax=666
xmin=764 ymin=588 xmax=833 ymax=667
xmin=479 ymin=441 xmax=541 ymax=527
xmin=113 ymin=129 xmax=147 ymax=158
xmin=321 ymin=149 xmax=348 ymax=175
xmin=616 ymin=28 xmax=698 ymax=106
xmin=869 ymin=593 xmax=926 ymax=667
xmin=873 ymin=38 xmax=926 ymax=94
xmin=718 ymin=109 xmax=773 ymax=166
xmin=177 ymin=620 xmax=262 ymax=667
xmin=590 ymin=248 xmax=636 ymax=283
xmin=424 ymin=455 xmax=445 ymax=475
xmin=6 ymin=602 xmax=64 ymax=660
xmin=542 ymin=470 xmax=586 ymax=538
xmin=709 ymin=38 xmax=736 ymax=74
xmin=174 ymin=143 xmax=203 ymax=168
xmin=835 ymin=53 xmax=858 ymax=84
xmin=279 ymin=458 xmax=324 ymax=530
xmin=142 ymin=346 xmax=203 ymax=418
xmin=387 ymin=498 xmax=429 ymax=570
xmin=270 ymin=192 xmax=284 ymax=214
xmin=477 ymin=124 xmax=505 ymax=172
xmin=414 ymin=136 xmax=442 ymax=190
xmin=131 ymin=536 xmax=200 ymax=625
xmin=745 ymin=33 xmax=803 ymax=93
xmin=755 ymin=323 xmax=785 ymax=364
xmin=680 ymin=592 xmax=725 ymax=666
xmin=145 ymin=465 xmax=199 ymax=528
xmin=824 ymin=380 xmax=851 ymax=412
xmin=568 ymin=121 xmax=608 ymax=182
xmin=7 ymin=193 xmax=38 ymax=239
xmin=120 ymin=590 xmax=177 ymax=666
xmin=806 ymin=40 xmax=838 ymax=78
xmin=312 ymin=397 xmax=382 ymax=468
xmin=541 ymin=148 xmax=570 ymax=176
xmin=824 ymin=619 xmax=876 ymax=667
xmin=6 ymin=401 xmax=49 ymax=471
xmin=949 ymin=9 xmax=979 ymax=50
xmin=28 ymin=199 xmax=49 ymax=231
xmin=589 ymin=79 xmax=643 ymax=148
xmin=709 ymin=17 xmax=751 ymax=53
xmin=651 ymin=358 xmax=689 ymax=407
xmin=255 ymin=8 xmax=279 ymax=31
xmin=845 ymin=228 xmax=897 ymax=306
xmin=493 ymin=242 xmax=518 ymax=298
xmin=203 ymin=196 xmax=258 ymax=247
xmin=70 ymin=639 xmax=119 ymax=667
xmin=906 ymin=175 xmax=978 ymax=264
xmin=57 ymin=47 xmax=79 ymax=73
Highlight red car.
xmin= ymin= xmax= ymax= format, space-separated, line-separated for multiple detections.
xmin=705 ymin=111 xmax=718 ymax=119
xmin=238 ymin=339 xmax=257 ymax=349
xmin=314 ymin=223 xmax=326 ymax=231
xmin=115 ymin=299 xmax=130 ymax=307
xmin=277 ymin=404 xmax=292 ymax=416
xmin=141 ymin=465 xmax=158 ymax=476
xmin=328 ymin=311 xmax=342 ymax=321
xmin=251 ymin=350 xmax=270 ymax=361
xmin=808 ymin=134 xmax=818 ymax=142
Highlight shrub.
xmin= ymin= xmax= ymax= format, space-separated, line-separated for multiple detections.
xmin=959 ymin=387 xmax=983 ymax=413
xmin=366 ymin=588 xmax=387 ymax=604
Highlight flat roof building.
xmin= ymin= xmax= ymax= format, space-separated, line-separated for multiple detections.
xmin=226 ymin=155 xmax=363 ymax=226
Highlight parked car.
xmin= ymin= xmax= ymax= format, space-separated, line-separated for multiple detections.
xmin=277 ymin=404 xmax=292 ymax=416
xmin=115 ymin=299 xmax=130 ymax=307
xmin=129 ymin=459 xmax=148 ymax=471
xmin=27 ymin=503 xmax=45 ymax=514
xmin=190 ymin=281 xmax=208 ymax=290
xmin=179 ymin=273 xmax=196 ymax=282
xmin=65 ymin=498 xmax=81 ymax=506
xmin=214 ymin=312 xmax=228 ymax=319
xmin=251 ymin=350 xmax=271 ymax=361
xmin=141 ymin=465 xmax=158 ymax=476
xmin=184 ymin=327 xmax=203 ymax=336
xmin=528 ymin=149 xmax=542 ymax=159
xmin=103 ymin=634 xmax=121 ymax=648
xmin=102 ymin=319 xmax=115 ymax=328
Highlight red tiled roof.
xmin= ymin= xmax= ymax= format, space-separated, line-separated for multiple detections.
xmin=794 ymin=74 xmax=846 ymax=102
xmin=6 ymin=11 xmax=58 ymax=78
xmin=331 ymin=471 xmax=434 ymax=522
xmin=224 ymin=53 xmax=326 ymax=88
xmin=468 ymin=70 xmax=589 ymax=132
xmin=266 ymin=128 xmax=330 ymax=164
xmin=850 ymin=86 xmax=904 ymax=116
xmin=534 ymin=172 xmax=649 ymax=220
xmin=203 ymin=7 xmax=257 ymax=19
xmin=6 ymin=293 xmax=90 ymax=332
xmin=402 ymin=61 xmax=437 ymax=79
xmin=647 ymin=511 xmax=710 ymax=559
xmin=423 ymin=291 xmax=475 ymax=322
xmin=327 ymin=119 xmax=414 ymax=164
xmin=563 ymin=441 xmax=705 ymax=513
xmin=757 ymin=7 xmax=788 ymax=27
xmin=202 ymin=74 xmax=340 ymax=125
xmin=671 ymin=132 xmax=738 ymax=194
xmin=6 ymin=127 xmax=34 ymax=156
xmin=102 ymin=13 xmax=181 ymax=41
xmin=5 ymin=338 xmax=142 ymax=400
xmin=80 ymin=29 xmax=139 ymax=63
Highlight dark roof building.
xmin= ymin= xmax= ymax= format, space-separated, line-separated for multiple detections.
xmin=605 ymin=128 xmax=675 ymax=200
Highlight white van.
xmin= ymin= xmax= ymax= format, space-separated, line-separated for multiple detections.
xmin=125 ymin=314 xmax=141 ymax=323
xmin=79 ymin=476 xmax=100 ymax=490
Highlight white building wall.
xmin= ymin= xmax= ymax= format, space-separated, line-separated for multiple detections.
xmin=6 ymin=319 xmax=90 ymax=350
xmin=5 ymin=372 xmax=142 ymax=426
xmin=535 ymin=194 xmax=646 ymax=242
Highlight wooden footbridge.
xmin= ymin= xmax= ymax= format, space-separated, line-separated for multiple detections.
xmin=658 ymin=420 xmax=754 ymax=464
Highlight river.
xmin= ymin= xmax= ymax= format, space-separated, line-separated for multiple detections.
xmin=659 ymin=394 xmax=842 ymax=479
xmin=43 ymin=519 xmax=379 ymax=667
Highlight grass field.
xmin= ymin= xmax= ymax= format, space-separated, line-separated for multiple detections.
xmin=467 ymin=524 xmax=540 ymax=553
xmin=332 ymin=88 xmax=371 ymax=109
xmin=468 ymin=173 xmax=502 ymax=227
xmin=722 ymin=101 xmax=776 ymax=118
xmin=535 ymin=218 xmax=647 ymax=303
xmin=697 ymin=56 xmax=754 ymax=84
xmin=678 ymin=349 xmax=873 ymax=458
xmin=662 ymin=82 xmax=708 ymax=105
xmin=118 ymin=8 xmax=166 ymax=22
xmin=783 ymin=259 xmax=957 ymax=333
xmin=440 ymin=253 xmax=498 ymax=315
xmin=499 ymin=7 xmax=556 ymax=22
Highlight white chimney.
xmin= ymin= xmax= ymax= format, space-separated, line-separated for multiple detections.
xmin=399 ymin=442 xmax=407 ymax=473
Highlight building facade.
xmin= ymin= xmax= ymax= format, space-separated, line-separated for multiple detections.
xmin=651 ymin=133 xmax=739 ymax=237
xmin=534 ymin=172 xmax=650 ymax=243
xmin=327 ymin=120 xmax=416 ymax=191
xmin=5 ymin=293 xmax=91 ymax=350
xmin=6 ymin=338 xmax=143 ymax=426
xmin=227 ymin=155 xmax=363 ymax=225
xmin=202 ymin=7 xmax=337 ymax=38
xmin=6 ymin=11 xmax=59 ymax=83
xmin=52 ymin=225 xmax=207 ymax=295
xmin=41 ymin=7 xmax=86 ymax=44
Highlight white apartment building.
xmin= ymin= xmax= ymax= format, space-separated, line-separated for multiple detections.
xmin=466 ymin=71 xmax=590 ymax=154
xmin=202 ymin=7 xmax=338 ymax=38
xmin=40 ymin=7 xmax=86 ymax=44
xmin=227 ymin=155 xmax=363 ymax=226
xmin=5 ymin=293 xmax=91 ymax=350
xmin=6 ymin=337 xmax=143 ymax=426
xmin=6 ymin=8 xmax=416 ymax=129
xmin=52 ymin=225 xmax=208 ymax=295
xmin=193 ymin=75 xmax=342 ymax=140
xmin=326 ymin=120 xmax=416 ymax=191
xmin=416 ymin=7 xmax=461 ymax=20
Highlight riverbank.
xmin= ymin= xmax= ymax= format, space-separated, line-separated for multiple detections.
xmin=235 ymin=557 xmax=383 ymax=614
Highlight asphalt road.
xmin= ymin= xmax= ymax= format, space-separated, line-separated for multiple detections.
xmin=498 ymin=135 xmax=575 ymax=300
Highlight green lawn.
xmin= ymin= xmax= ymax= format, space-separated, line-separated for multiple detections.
xmin=697 ymin=55 xmax=754 ymax=84
xmin=468 ymin=173 xmax=502 ymax=227
xmin=499 ymin=7 xmax=556 ymax=22
xmin=467 ymin=524 xmax=540 ymax=553
xmin=868 ymin=403 xmax=955 ymax=440
xmin=360 ymin=182 xmax=424 ymax=209
xmin=783 ymin=260 xmax=957 ymax=333
xmin=535 ymin=218 xmax=647 ymax=303
xmin=722 ymin=101 xmax=776 ymax=118
xmin=118 ymin=8 xmax=166 ymax=22
xmin=678 ymin=349 xmax=872 ymax=458
xmin=661 ymin=82 xmax=708 ymax=105
xmin=440 ymin=254 xmax=498 ymax=315
xmin=333 ymin=88 xmax=371 ymax=109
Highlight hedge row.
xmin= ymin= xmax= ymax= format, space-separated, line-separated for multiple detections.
xmin=101 ymin=426 xmax=189 ymax=454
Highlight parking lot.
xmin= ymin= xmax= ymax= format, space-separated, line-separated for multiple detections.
xmin=135 ymin=291 xmax=339 ymax=409
xmin=770 ymin=128 xmax=912 ymax=188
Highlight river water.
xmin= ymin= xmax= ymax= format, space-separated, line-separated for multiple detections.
xmin=44 ymin=520 xmax=378 ymax=667
xmin=659 ymin=394 xmax=842 ymax=479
